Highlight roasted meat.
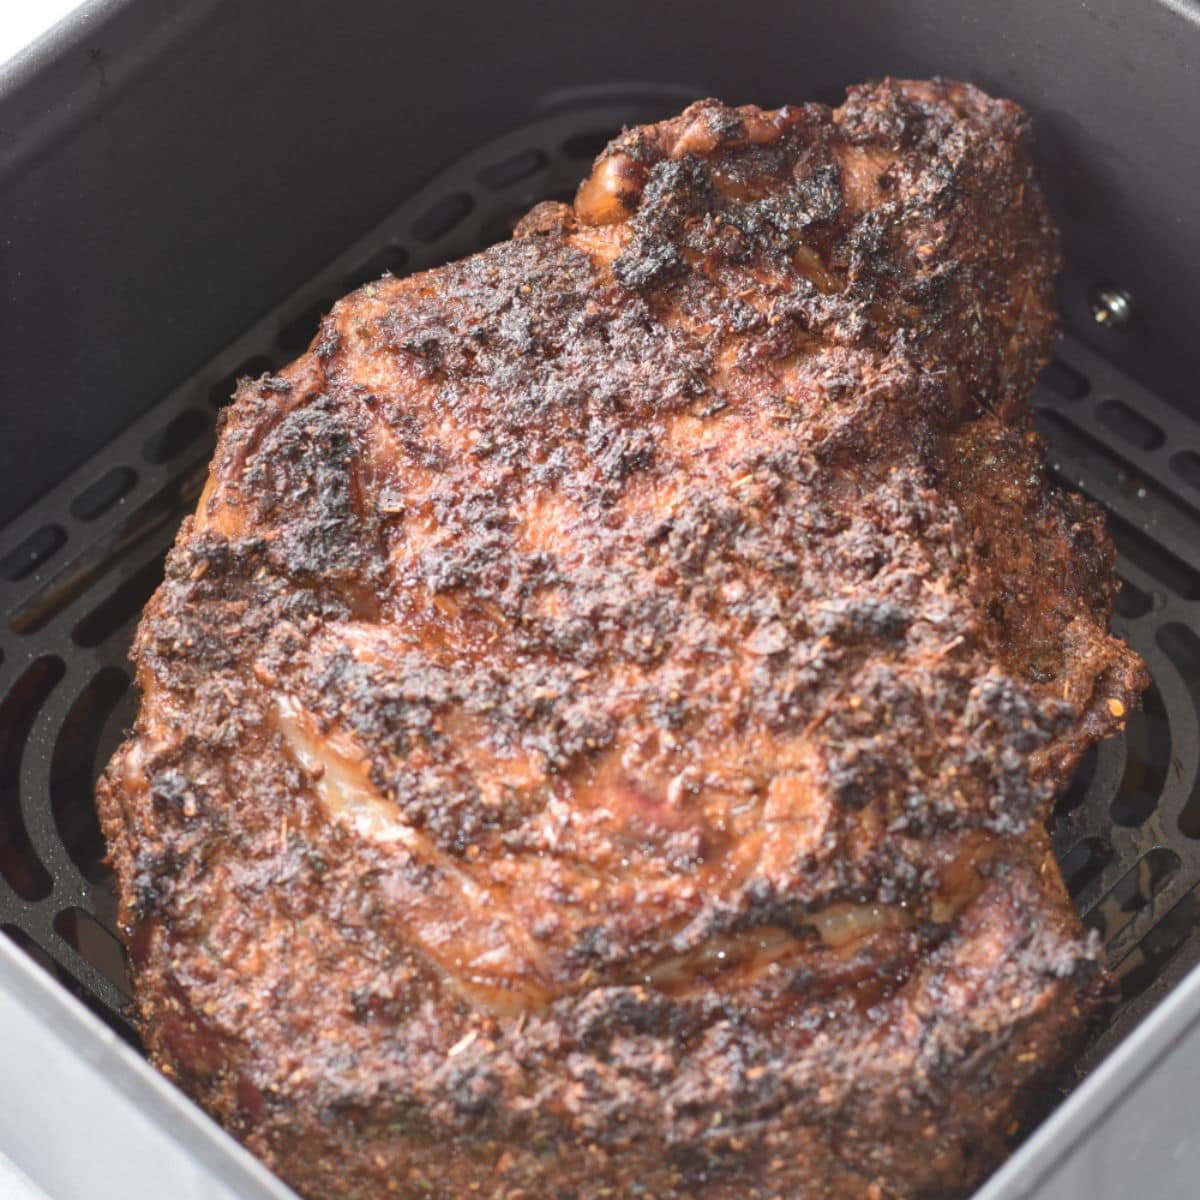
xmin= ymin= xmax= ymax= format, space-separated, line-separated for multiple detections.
xmin=97 ymin=79 xmax=1147 ymax=1199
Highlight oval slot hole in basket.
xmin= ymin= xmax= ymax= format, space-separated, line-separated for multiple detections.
xmin=1160 ymin=623 xmax=1200 ymax=839
xmin=412 ymin=193 xmax=474 ymax=243
xmin=1095 ymin=399 xmax=1165 ymax=452
xmin=142 ymin=409 xmax=210 ymax=465
xmin=1114 ymin=574 xmax=1153 ymax=619
xmin=0 ymin=657 xmax=65 ymax=901
xmin=1084 ymin=847 xmax=1180 ymax=944
xmin=1036 ymin=358 xmax=1090 ymax=401
xmin=1170 ymin=450 xmax=1200 ymax=493
xmin=479 ymin=147 xmax=549 ymax=190
xmin=1 ymin=524 xmax=66 ymax=583
xmin=50 ymin=668 xmax=133 ymax=885
xmin=562 ymin=129 xmax=617 ymax=160
xmin=1038 ymin=412 xmax=1200 ymax=552
xmin=53 ymin=907 xmax=131 ymax=1000
xmin=71 ymin=467 xmax=138 ymax=522
xmin=344 ymin=246 xmax=410 ymax=291
xmin=277 ymin=298 xmax=332 ymax=353
xmin=1054 ymin=743 xmax=1099 ymax=820
xmin=1107 ymin=511 xmax=1200 ymax=602
xmin=1060 ymin=835 xmax=1114 ymax=899
xmin=72 ymin=555 xmax=165 ymax=649
xmin=1109 ymin=681 xmax=1169 ymax=828
xmin=1116 ymin=884 xmax=1200 ymax=1001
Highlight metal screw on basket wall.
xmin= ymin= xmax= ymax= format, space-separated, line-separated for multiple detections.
xmin=1091 ymin=287 xmax=1134 ymax=328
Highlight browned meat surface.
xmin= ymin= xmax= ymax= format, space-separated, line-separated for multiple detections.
xmin=97 ymin=79 xmax=1147 ymax=1199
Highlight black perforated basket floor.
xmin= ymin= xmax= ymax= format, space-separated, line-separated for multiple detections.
xmin=2 ymin=102 xmax=1200 ymax=1078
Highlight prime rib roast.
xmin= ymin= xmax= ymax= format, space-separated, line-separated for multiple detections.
xmin=98 ymin=78 xmax=1147 ymax=1199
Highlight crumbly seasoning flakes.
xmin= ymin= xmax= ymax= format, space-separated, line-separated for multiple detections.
xmin=97 ymin=79 xmax=1146 ymax=1200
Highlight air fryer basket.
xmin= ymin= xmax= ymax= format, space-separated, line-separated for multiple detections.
xmin=3 ymin=1 xmax=1200 ymax=1197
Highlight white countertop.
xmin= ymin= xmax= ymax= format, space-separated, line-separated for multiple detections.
xmin=0 ymin=0 xmax=89 ymax=68
xmin=0 ymin=1152 xmax=50 ymax=1200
